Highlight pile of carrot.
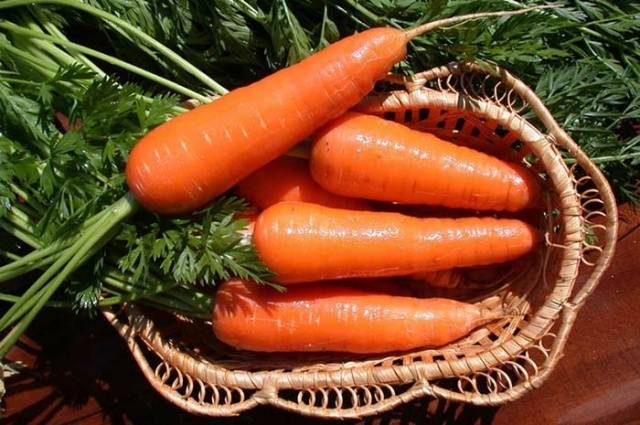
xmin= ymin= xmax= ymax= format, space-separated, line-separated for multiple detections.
xmin=125 ymin=7 xmax=548 ymax=354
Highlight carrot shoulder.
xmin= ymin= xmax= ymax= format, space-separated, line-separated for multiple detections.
xmin=253 ymin=202 xmax=539 ymax=283
xmin=310 ymin=112 xmax=541 ymax=212
xmin=213 ymin=279 xmax=501 ymax=353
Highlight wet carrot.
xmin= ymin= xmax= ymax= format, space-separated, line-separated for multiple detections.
xmin=125 ymin=8 xmax=549 ymax=214
xmin=213 ymin=279 xmax=501 ymax=353
xmin=310 ymin=112 xmax=541 ymax=212
xmin=236 ymin=156 xmax=369 ymax=210
xmin=253 ymin=202 xmax=538 ymax=283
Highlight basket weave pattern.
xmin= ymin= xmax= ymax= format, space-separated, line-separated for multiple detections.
xmin=103 ymin=63 xmax=617 ymax=418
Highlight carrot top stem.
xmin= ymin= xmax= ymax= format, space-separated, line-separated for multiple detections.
xmin=0 ymin=21 xmax=211 ymax=104
xmin=0 ymin=0 xmax=228 ymax=95
xmin=0 ymin=193 xmax=138 ymax=357
xmin=404 ymin=4 xmax=558 ymax=40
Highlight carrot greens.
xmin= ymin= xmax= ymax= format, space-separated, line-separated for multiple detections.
xmin=0 ymin=3 xmax=270 ymax=357
xmin=0 ymin=0 xmax=638 ymax=358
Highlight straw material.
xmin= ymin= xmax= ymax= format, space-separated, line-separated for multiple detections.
xmin=103 ymin=62 xmax=618 ymax=418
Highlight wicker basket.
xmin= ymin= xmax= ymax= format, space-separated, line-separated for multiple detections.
xmin=103 ymin=63 xmax=618 ymax=418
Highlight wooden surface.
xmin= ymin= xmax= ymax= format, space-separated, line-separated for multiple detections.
xmin=2 ymin=205 xmax=639 ymax=425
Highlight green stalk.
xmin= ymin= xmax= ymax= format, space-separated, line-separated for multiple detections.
xmin=0 ymin=220 xmax=41 ymax=249
xmin=0 ymin=202 xmax=115 ymax=279
xmin=0 ymin=77 xmax=42 ymax=86
xmin=0 ymin=22 xmax=210 ymax=103
xmin=136 ymin=298 xmax=210 ymax=319
xmin=17 ymin=12 xmax=77 ymax=67
xmin=9 ymin=183 xmax=46 ymax=214
xmin=9 ymin=198 xmax=41 ymax=220
xmin=4 ymin=209 xmax=37 ymax=240
xmin=5 ymin=206 xmax=32 ymax=229
xmin=0 ymin=194 xmax=136 ymax=331
xmin=103 ymin=275 xmax=178 ymax=303
xmin=0 ymin=40 xmax=57 ymax=77
xmin=0 ymin=292 xmax=66 ymax=307
xmin=0 ymin=244 xmax=57 ymax=272
xmin=1 ymin=247 xmax=206 ymax=315
xmin=106 ymin=271 xmax=208 ymax=314
xmin=1 ymin=37 xmax=57 ymax=73
xmin=1 ymin=204 xmax=207 ymax=317
xmin=0 ymin=194 xmax=137 ymax=356
xmin=330 ymin=3 xmax=370 ymax=28
xmin=565 ymin=151 xmax=640 ymax=164
xmin=0 ymin=292 xmax=134 ymax=308
xmin=23 ymin=34 xmax=76 ymax=67
xmin=0 ymin=254 xmax=57 ymax=282
xmin=341 ymin=0 xmax=385 ymax=24
xmin=0 ymin=217 xmax=112 ymax=331
xmin=0 ymin=0 xmax=227 ymax=95
xmin=165 ymin=286 xmax=212 ymax=312
xmin=43 ymin=26 xmax=104 ymax=75
xmin=102 ymin=271 xmax=209 ymax=314
xmin=236 ymin=0 xmax=261 ymax=21
xmin=13 ymin=36 xmax=60 ymax=68
xmin=30 ymin=6 xmax=106 ymax=76
xmin=2 ymin=190 xmax=210 ymax=325
xmin=101 ymin=280 xmax=191 ymax=312
xmin=2 ymin=24 xmax=187 ymax=114
xmin=10 ymin=15 xmax=62 ymax=69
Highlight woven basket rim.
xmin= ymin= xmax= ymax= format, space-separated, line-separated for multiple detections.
xmin=104 ymin=62 xmax=618 ymax=418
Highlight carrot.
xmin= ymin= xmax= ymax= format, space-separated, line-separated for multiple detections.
xmin=236 ymin=156 xmax=369 ymax=210
xmin=236 ymin=209 xmax=410 ymax=294
xmin=253 ymin=202 xmax=538 ymax=283
xmin=310 ymin=112 xmax=541 ymax=212
xmin=213 ymin=279 xmax=501 ymax=353
xmin=125 ymin=7 xmax=550 ymax=214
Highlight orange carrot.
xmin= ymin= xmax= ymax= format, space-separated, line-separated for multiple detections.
xmin=310 ymin=112 xmax=541 ymax=212
xmin=236 ymin=210 xmax=410 ymax=294
xmin=253 ymin=202 xmax=538 ymax=283
xmin=236 ymin=156 xmax=369 ymax=210
xmin=125 ymin=8 xmax=548 ymax=214
xmin=213 ymin=279 xmax=501 ymax=353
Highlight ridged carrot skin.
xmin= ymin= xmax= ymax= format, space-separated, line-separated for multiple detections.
xmin=253 ymin=202 xmax=538 ymax=283
xmin=213 ymin=279 xmax=501 ymax=353
xmin=310 ymin=112 xmax=541 ymax=212
xmin=125 ymin=29 xmax=407 ymax=214
xmin=236 ymin=157 xmax=369 ymax=210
